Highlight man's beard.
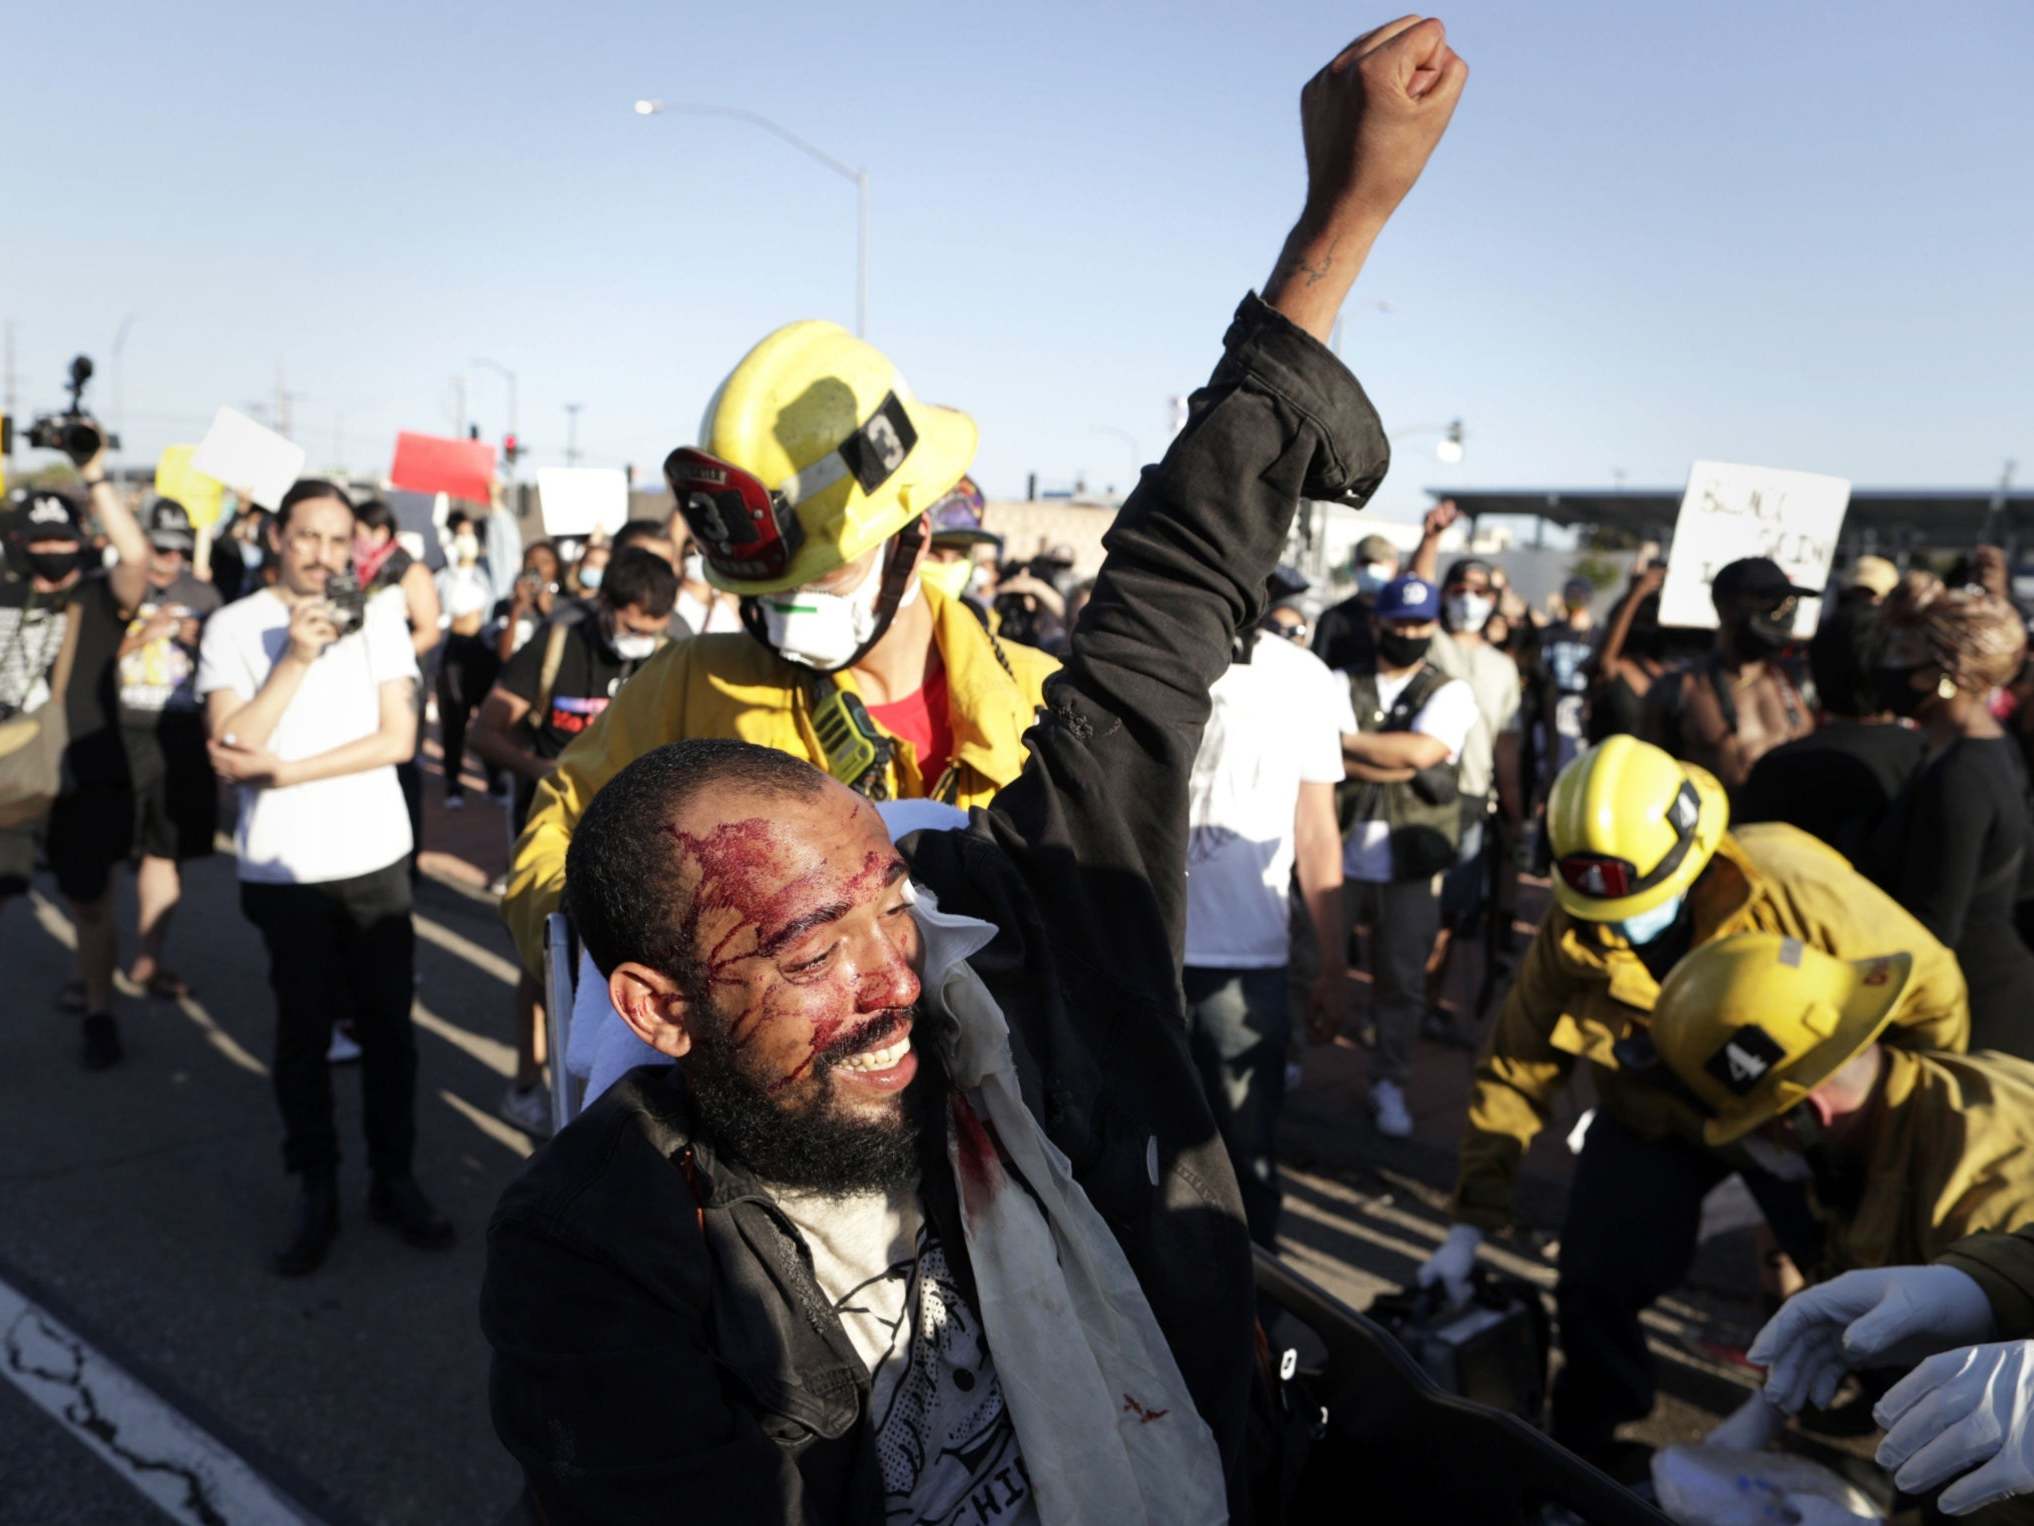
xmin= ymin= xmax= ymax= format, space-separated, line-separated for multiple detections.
xmin=682 ymin=1003 xmax=943 ymax=1198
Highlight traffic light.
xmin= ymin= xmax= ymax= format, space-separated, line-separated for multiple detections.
xmin=503 ymin=432 xmax=522 ymax=467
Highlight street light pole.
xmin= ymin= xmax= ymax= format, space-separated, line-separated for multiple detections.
xmin=1090 ymin=426 xmax=1142 ymax=497
xmin=634 ymin=100 xmax=869 ymax=337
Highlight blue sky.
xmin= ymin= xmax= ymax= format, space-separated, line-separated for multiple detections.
xmin=5 ymin=0 xmax=2029 ymax=520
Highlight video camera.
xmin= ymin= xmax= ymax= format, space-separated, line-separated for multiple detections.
xmin=26 ymin=355 xmax=121 ymax=461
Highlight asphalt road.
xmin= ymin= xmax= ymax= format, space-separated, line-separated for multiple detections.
xmin=0 ymin=768 xmax=1757 ymax=1524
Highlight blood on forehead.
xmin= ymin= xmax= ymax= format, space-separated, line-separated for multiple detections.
xmin=663 ymin=812 xmax=897 ymax=979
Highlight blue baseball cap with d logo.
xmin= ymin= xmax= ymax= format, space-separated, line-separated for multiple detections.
xmin=1376 ymin=574 xmax=1441 ymax=622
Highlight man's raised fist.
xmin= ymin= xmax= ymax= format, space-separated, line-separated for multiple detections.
xmin=1300 ymin=16 xmax=1468 ymax=229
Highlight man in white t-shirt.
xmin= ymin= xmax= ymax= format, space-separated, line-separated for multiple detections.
xmin=1182 ymin=625 xmax=1347 ymax=1246
xmin=1335 ymin=574 xmax=1479 ymax=1138
xmin=197 ymin=479 xmax=455 ymax=1278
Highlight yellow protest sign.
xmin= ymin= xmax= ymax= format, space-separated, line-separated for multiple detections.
xmin=154 ymin=445 xmax=227 ymax=529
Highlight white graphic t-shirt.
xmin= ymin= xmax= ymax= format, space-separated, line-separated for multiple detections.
xmin=774 ymin=1186 xmax=1039 ymax=1526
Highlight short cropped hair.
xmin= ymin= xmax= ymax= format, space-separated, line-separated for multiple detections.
xmin=566 ymin=740 xmax=831 ymax=989
xmin=601 ymin=546 xmax=679 ymax=619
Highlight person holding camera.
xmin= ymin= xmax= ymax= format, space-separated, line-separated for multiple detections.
xmin=1326 ymin=573 xmax=1478 ymax=1138
xmin=1 ymin=446 xmax=151 ymax=1069
xmin=115 ymin=498 xmax=224 ymax=1000
xmin=197 ymin=478 xmax=453 ymax=1276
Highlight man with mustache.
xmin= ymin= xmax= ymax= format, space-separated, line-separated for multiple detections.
xmin=481 ymin=18 xmax=1466 ymax=1523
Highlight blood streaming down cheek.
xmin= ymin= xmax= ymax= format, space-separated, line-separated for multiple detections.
xmin=665 ymin=820 xmax=904 ymax=1089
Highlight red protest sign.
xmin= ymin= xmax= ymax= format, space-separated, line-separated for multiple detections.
xmin=389 ymin=432 xmax=496 ymax=503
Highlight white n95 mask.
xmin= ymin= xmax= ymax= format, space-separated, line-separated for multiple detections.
xmin=1445 ymin=592 xmax=1495 ymax=632
xmin=759 ymin=540 xmax=919 ymax=672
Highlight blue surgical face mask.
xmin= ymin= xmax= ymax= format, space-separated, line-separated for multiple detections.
xmin=1356 ymin=564 xmax=1393 ymax=597
xmin=578 ymin=563 xmax=604 ymax=591
xmin=1613 ymin=893 xmax=1685 ymax=947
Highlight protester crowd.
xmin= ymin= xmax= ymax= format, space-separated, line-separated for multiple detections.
xmin=5 ymin=16 xmax=2034 ymax=1521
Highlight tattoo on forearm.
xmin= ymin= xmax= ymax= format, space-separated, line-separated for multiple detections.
xmin=1273 ymin=234 xmax=1340 ymax=291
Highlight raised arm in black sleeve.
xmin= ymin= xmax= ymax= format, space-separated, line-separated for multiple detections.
xmin=981 ymin=294 xmax=1388 ymax=969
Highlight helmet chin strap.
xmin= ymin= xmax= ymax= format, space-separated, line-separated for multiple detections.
xmin=739 ymin=516 xmax=929 ymax=675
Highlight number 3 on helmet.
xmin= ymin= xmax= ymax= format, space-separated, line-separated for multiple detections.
xmin=667 ymin=320 xmax=978 ymax=598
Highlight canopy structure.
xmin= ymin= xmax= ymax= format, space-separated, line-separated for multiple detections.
xmin=1425 ymin=487 xmax=2032 ymax=552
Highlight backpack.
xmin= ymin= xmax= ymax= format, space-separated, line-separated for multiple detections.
xmin=0 ymin=598 xmax=83 ymax=828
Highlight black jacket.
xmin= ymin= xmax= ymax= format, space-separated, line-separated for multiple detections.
xmin=480 ymin=293 xmax=1390 ymax=1524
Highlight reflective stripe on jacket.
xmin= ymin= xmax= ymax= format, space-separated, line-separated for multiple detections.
xmin=502 ymin=578 xmax=1056 ymax=975
xmin=1453 ymin=822 xmax=1971 ymax=1231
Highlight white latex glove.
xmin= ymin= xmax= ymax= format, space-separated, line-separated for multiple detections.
xmin=1416 ymin=1223 xmax=1484 ymax=1305
xmin=1705 ymin=1392 xmax=1787 ymax=1451
xmin=1876 ymin=1340 xmax=2034 ymax=1516
xmin=1748 ymin=1266 xmax=1997 ymax=1416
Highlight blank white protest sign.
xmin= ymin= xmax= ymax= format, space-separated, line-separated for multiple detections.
xmin=189 ymin=407 xmax=308 ymax=511
xmin=537 ymin=468 xmax=630 ymax=538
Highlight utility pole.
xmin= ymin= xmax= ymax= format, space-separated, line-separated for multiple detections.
xmin=110 ymin=314 xmax=136 ymax=464
xmin=565 ymin=403 xmax=582 ymax=466
xmin=2 ymin=322 xmax=15 ymax=458
xmin=274 ymin=361 xmax=299 ymax=439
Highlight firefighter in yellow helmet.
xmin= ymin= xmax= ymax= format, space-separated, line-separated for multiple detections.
xmin=1656 ymin=933 xmax=2034 ymax=1524
xmin=1414 ymin=734 xmax=1970 ymax=1468
xmin=502 ymin=324 xmax=1057 ymax=980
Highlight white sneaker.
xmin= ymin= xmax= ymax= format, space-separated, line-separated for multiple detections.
xmin=498 ymin=1083 xmax=555 ymax=1139
xmin=1370 ymin=1079 xmax=1414 ymax=1139
xmin=326 ymin=1027 xmax=362 ymax=1064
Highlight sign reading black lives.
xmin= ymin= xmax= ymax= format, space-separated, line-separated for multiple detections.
xmin=1704 ymin=1025 xmax=1786 ymax=1097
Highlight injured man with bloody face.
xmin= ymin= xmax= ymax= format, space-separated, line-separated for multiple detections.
xmin=479 ymin=23 xmax=1461 ymax=1521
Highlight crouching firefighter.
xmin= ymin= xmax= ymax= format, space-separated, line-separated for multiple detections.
xmin=1655 ymin=933 xmax=2034 ymax=1525
xmin=1417 ymin=734 xmax=1970 ymax=1469
xmin=480 ymin=17 xmax=1467 ymax=1522
xmin=499 ymin=323 xmax=1059 ymax=981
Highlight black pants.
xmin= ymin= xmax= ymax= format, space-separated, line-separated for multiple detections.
xmin=240 ymin=859 xmax=418 ymax=1180
xmin=435 ymin=634 xmax=499 ymax=798
xmin=1550 ymin=1109 xmax=1825 ymax=1456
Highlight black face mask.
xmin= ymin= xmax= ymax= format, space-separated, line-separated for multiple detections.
xmin=1376 ymin=630 xmax=1433 ymax=667
xmin=26 ymin=549 xmax=82 ymax=583
xmin=1874 ymin=664 xmax=1931 ymax=718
